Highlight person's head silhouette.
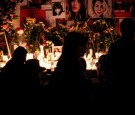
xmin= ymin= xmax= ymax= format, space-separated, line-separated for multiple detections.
xmin=62 ymin=31 xmax=88 ymax=57
xmin=120 ymin=18 xmax=135 ymax=40
xmin=12 ymin=46 xmax=27 ymax=63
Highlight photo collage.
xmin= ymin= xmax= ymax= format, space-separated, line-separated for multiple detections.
xmin=21 ymin=0 xmax=135 ymax=27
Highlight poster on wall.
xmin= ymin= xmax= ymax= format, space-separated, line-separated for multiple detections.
xmin=87 ymin=0 xmax=112 ymax=18
xmin=49 ymin=0 xmax=65 ymax=27
xmin=65 ymin=0 xmax=112 ymax=20
xmin=52 ymin=1 xmax=65 ymax=18
xmin=27 ymin=0 xmax=43 ymax=8
xmin=66 ymin=0 xmax=88 ymax=21
xmin=113 ymin=1 xmax=125 ymax=12
xmin=41 ymin=0 xmax=52 ymax=10
xmin=20 ymin=9 xmax=46 ymax=27
xmin=113 ymin=0 xmax=135 ymax=18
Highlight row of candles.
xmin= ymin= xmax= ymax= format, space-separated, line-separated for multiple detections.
xmin=0 ymin=46 xmax=104 ymax=71
xmin=25 ymin=50 xmax=100 ymax=71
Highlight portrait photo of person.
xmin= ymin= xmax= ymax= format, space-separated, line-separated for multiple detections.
xmin=66 ymin=0 xmax=87 ymax=21
xmin=52 ymin=2 xmax=65 ymax=18
xmin=88 ymin=0 xmax=112 ymax=18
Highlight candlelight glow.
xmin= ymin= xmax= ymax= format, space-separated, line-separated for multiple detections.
xmin=17 ymin=29 xmax=24 ymax=36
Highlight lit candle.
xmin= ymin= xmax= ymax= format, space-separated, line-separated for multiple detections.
xmin=26 ymin=53 xmax=33 ymax=60
xmin=3 ymin=55 xmax=9 ymax=62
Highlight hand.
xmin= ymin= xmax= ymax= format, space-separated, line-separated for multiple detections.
xmin=103 ymin=0 xmax=108 ymax=12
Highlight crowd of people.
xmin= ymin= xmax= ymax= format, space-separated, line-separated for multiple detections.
xmin=0 ymin=18 xmax=135 ymax=111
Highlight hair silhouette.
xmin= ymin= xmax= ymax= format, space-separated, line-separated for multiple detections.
xmin=120 ymin=18 xmax=135 ymax=38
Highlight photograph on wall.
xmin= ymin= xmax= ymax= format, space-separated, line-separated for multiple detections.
xmin=52 ymin=1 xmax=65 ymax=18
xmin=27 ymin=0 xmax=43 ymax=8
xmin=113 ymin=1 xmax=126 ymax=12
xmin=20 ymin=9 xmax=46 ymax=27
xmin=66 ymin=0 xmax=88 ymax=21
xmin=87 ymin=0 xmax=112 ymax=18
xmin=45 ymin=10 xmax=54 ymax=26
xmin=123 ymin=1 xmax=135 ymax=17
xmin=41 ymin=0 xmax=52 ymax=10
xmin=113 ymin=0 xmax=135 ymax=18
xmin=125 ymin=2 xmax=132 ymax=12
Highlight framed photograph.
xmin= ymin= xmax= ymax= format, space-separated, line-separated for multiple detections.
xmin=88 ymin=0 xmax=112 ymax=18
xmin=20 ymin=9 xmax=46 ymax=27
xmin=52 ymin=46 xmax=62 ymax=59
xmin=66 ymin=0 xmax=88 ymax=21
xmin=52 ymin=1 xmax=65 ymax=18
xmin=52 ymin=46 xmax=62 ymax=52
xmin=113 ymin=2 xmax=126 ymax=12
xmin=41 ymin=0 xmax=52 ymax=10
xmin=28 ymin=0 xmax=43 ymax=8
xmin=113 ymin=0 xmax=135 ymax=18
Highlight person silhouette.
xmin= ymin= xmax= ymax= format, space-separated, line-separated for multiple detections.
xmin=46 ymin=31 xmax=92 ymax=109
xmin=23 ymin=59 xmax=46 ymax=103
xmin=24 ymin=59 xmax=46 ymax=92
xmin=96 ymin=54 xmax=107 ymax=82
xmin=0 ymin=46 xmax=28 ymax=103
xmin=106 ymin=18 xmax=135 ymax=105
xmin=0 ymin=46 xmax=27 ymax=86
